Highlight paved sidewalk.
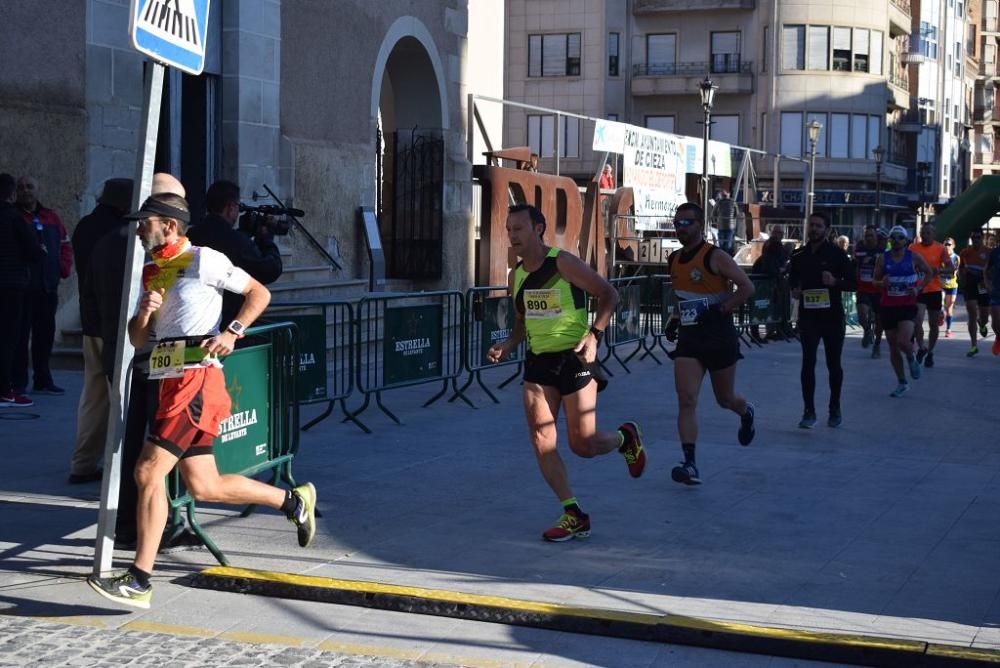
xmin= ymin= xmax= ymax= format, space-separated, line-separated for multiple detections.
xmin=1 ymin=316 xmax=997 ymax=666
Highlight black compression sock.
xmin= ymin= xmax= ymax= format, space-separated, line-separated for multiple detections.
xmin=682 ymin=443 xmax=696 ymax=466
xmin=128 ymin=564 xmax=151 ymax=588
xmin=280 ymin=489 xmax=297 ymax=518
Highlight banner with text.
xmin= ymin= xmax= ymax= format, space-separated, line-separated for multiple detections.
xmin=214 ymin=344 xmax=271 ymax=474
xmin=622 ymin=126 xmax=688 ymax=219
xmin=383 ymin=304 xmax=443 ymax=386
xmin=480 ymin=296 xmax=518 ymax=366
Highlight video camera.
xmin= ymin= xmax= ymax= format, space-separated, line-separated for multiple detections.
xmin=237 ymin=203 xmax=304 ymax=237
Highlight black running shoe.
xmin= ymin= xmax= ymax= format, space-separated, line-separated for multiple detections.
xmin=87 ymin=572 xmax=151 ymax=609
xmin=738 ymin=403 xmax=755 ymax=446
xmin=924 ymin=351 xmax=934 ymax=368
xmin=798 ymin=411 xmax=817 ymax=429
xmin=827 ymin=409 xmax=843 ymax=428
xmin=916 ymin=348 xmax=927 ymax=364
xmin=671 ymin=463 xmax=702 ymax=486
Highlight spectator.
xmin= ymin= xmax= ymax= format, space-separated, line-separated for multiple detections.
xmin=0 ymin=173 xmax=44 ymax=407
xmin=187 ymin=179 xmax=282 ymax=328
xmin=13 ymin=176 xmax=71 ymax=395
xmin=67 ymin=178 xmax=133 ymax=484
xmin=598 ymin=164 xmax=615 ymax=191
xmin=835 ymin=235 xmax=851 ymax=257
xmin=751 ymin=225 xmax=791 ymax=341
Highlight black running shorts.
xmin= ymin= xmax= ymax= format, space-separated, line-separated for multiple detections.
xmin=524 ymin=349 xmax=603 ymax=395
xmin=856 ymin=292 xmax=881 ymax=313
xmin=962 ymin=278 xmax=990 ymax=308
xmin=674 ymin=311 xmax=742 ymax=372
xmin=917 ymin=291 xmax=943 ymax=311
xmin=881 ymin=305 xmax=917 ymax=331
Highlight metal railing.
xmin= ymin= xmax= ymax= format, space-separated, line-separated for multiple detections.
xmin=453 ymin=286 xmax=523 ymax=404
xmin=889 ymin=69 xmax=909 ymax=90
xmin=633 ymin=59 xmax=753 ymax=77
xmin=890 ymin=0 xmax=911 ymax=14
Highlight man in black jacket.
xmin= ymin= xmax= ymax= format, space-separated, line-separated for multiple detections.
xmin=67 ymin=178 xmax=133 ymax=483
xmin=787 ymin=212 xmax=855 ymax=429
xmin=0 ymin=173 xmax=45 ymax=406
xmin=187 ymin=180 xmax=282 ymax=328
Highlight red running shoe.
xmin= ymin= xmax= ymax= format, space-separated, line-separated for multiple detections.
xmin=617 ymin=421 xmax=646 ymax=478
xmin=542 ymin=511 xmax=590 ymax=542
xmin=0 ymin=393 xmax=33 ymax=407
xmin=992 ymin=338 xmax=1000 ymax=356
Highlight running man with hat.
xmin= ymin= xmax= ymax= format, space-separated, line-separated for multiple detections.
xmin=87 ymin=193 xmax=317 ymax=609
xmin=873 ymin=225 xmax=934 ymax=397
xmin=488 ymin=204 xmax=645 ymax=542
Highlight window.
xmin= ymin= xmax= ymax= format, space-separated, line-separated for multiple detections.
xmin=527 ymin=115 xmax=580 ymax=158
xmin=853 ymin=29 xmax=869 ymax=72
xmin=783 ymin=25 xmax=805 ymax=70
xmin=955 ymin=43 xmax=962 ymax=76
xmin=608 ymin=33 xmax=620 ymax=76
xmin=870 ymin=31 xmax=883 ymax=75
xmin=646 ymin=34 xmax=677 ymax=74
xmin=920 ymin=22 xmax=938 ymax=59
xmin=806 ymin=112 xmax=827 ymax=157
xmin=851 ymin=114 xmax=867 ymax=158
xmin=607 ymin=113 xmax=619 ymax=121
xmin=711 ymin=32 xmax=741 ymax=73
xmin=868 ymin=116 xmax=881 ymax=157
xmin=528 ymin=33 xmax=581 ymax=77
xmin=807 ymin=27 xmax=829 ymax=70
xmin=830 ymin=113 xmax=849 ymax=158
xmin=780 ymin=112 xmax=803 ymax=156
xmin=645 ymin=115 xmax=675 ymax=134
xmin=833 ymin=27 xmax=852 ymax=71
xmin=762 ymin=26 xmax=768 ymax=72
xmin=712 ymin=115 xmax=740 ymax=145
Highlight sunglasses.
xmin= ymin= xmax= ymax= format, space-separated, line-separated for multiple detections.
xmin=673 ymin=218 xmax=699 ymax=227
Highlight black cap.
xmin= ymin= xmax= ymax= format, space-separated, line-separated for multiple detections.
xmin=98 ymin=178 xmax=134 ymax=211
xmin=125 ymin=195 xmax=190 ymax=223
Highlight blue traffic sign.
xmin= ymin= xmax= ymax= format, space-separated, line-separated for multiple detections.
xmin=129 ymin=0 xmax=211 ymax=75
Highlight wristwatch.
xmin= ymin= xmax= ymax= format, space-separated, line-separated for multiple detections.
xmin=226 ymin=319 xmax=246 ymax=338
xmin=589 ymin=326 xmax=604 ymax=343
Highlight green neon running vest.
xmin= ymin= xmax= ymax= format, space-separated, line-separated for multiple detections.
xmin=513 ymin=247 xmax=588 ymax=354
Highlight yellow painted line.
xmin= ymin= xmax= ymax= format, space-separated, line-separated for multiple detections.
xmin=35 ymin=615 xmax=108 ymax=629
xmin=220 ymin=630 xmax=307 ymax=646
xmin=927 ymin=644 xmax=1000 ymax=663
xmin=199 ymin=566 xmax=926 ymax=653
xmin=120 ymin=620 xmax=216 ymax=637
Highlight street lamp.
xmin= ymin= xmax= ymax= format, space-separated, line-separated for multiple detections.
xmin=873 ymin=145 xmax=885 ymax=229
xmin=804 ymin=120 xmax=822 ymax=240
xmin=917 ymin=161 xmax=930 ymax=226
xmin=699 ymin=77 xmax=717 ymax=221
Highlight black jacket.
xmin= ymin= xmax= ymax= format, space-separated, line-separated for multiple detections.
xmin=83 ymin=223 xmax=132 ymax=378
xmin=187 ymin=213 xmax=282 ymax=326
xmin=788 ymin=240 xmax=856 ymax=320
xmin=74 ymin=204 xmax=127 ymax=336
xmin=0 ymin=201 xmax=43 ymax=290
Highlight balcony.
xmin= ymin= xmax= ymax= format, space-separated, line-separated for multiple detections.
xmin=633 ymin=0 xmax=754 ymax=12
xmin=980 ymin=61 xmax=1000 ymax=78
xmin=985 ymin=17 xmax=1000 ymax=34
xmin=888 ymin=0 xmax=911 ymax=37
xmin=887 ymin=71 xmax=910 ymax=110
xmin=897 ymin=111 xmax=923 ymax=133
xmin=975 ymin=104 xmax=1000 ymax=123
xmin=902 ymin=50 xmax=929 ymax=64
xmin=632 ymin=59 xmax=754 ymax=96
xmin=974 ymin=150 xmax=1000 ymax=165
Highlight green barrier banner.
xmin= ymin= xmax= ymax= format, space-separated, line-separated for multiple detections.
xmin=615 ymin=285 xmax=642 ymax=343
xmin=214 ymin=345 xmax=271 ymax=474
xmin=280 ymin=314 xmax=328 ymax=402
xmin=383 ymin=304 xmax=443 ymax=386
xmin=480 ymin=296 xmax=517 ymax=366
xmin=750 ymin=278 xmax=773 ymax=325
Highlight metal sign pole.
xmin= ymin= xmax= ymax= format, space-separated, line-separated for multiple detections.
xmin=93 ymin=61 xmax=164 ymax=576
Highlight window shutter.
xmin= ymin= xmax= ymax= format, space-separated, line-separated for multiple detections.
xmin=870 ymin=31 xmax=883 ymax=75
xmin=647 ymin=34 xmax=676 ymax=73
xmin=807 ymin=26 xmax=829 ymax=70
xmin=833 ymin=27 xmax=852 ymax=51
xmin=782 ymin=26 xmax=805 ymax=70
xmin=529 ymin=36 xmax=542 ymax=77
xmin=542 ymin=35 xmax=567 ymax=76
xmin=712 ymin=32 xmax=740 ymax=55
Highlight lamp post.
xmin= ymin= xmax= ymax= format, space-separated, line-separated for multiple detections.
xmin=804 ymin=120 xmax=822 ymax=240
xmin=699 ymin=77 xmax=717 ymax=220
xmin=873 ymin=145 xmax=885 ymax=229
xmin=917 ymin=161 xmax=930 ymax=226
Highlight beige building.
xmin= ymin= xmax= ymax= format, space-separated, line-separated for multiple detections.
xmin=974 ymin=0 xmax=999 ymax=179
xmin=0 ymin=0 xmax=485 ymax=349
xmin=502 ymin=0 xmax=961 ymax=231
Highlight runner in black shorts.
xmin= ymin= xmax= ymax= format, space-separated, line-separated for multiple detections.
xmin=959 ymin=230 xmax=991 ymax=356
xmin=664 ymin=203 xmax=756 ymax=486
xmin=488 ymin=204 xmax=645 ymax=542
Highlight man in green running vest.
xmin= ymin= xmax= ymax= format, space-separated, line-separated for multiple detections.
xmin=488 ymin=204 xmax=645 ymax=542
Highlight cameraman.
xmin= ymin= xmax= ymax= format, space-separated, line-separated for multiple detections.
xmin=188 ymin=180 xmax=282 ymax=327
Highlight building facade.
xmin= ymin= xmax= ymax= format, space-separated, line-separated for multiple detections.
xmin=0 ymin=0 xmax=480 ymax=336
xmin=504 ymin=0 xmax=981 ymax=233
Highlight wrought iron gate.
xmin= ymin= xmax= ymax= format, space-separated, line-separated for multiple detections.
xmin=378 ymin=130 xmax=444 ymax=280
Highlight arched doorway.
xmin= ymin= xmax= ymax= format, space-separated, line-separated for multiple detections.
xmin=373 ymin=24 xmax=447 ymax=280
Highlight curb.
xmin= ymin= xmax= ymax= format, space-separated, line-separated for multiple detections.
xmin=188 ymin=566 xmax=1000 ymax=667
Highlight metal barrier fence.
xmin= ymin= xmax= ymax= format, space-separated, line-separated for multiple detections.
xmin=351 ymin=290 xmax=468 ymax=430
xmin=605 ymin=276 xmax=657 ymax=372
xmin=165 ymin=321 xmax=300 ymax=566
xmin=453 ymin=286 xmax=523 ymax=404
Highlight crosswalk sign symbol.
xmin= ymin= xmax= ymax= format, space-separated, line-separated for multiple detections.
xmin=129 ymin=0 xmax=211 ymax=75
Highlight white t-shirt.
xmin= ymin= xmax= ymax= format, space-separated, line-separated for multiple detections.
xmin=139 ymin=245 xmax=251 ymax=342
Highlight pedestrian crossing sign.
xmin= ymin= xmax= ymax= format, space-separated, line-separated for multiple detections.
xmin=129 ymin=0 xmax=211 ymax=75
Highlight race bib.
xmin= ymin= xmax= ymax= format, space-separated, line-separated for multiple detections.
xmin=860 ymin=267 xmax=874 ymax=282
xmin=679 ymin=298 xmax=709 ymax=326
xmin=148 ymin=341 xmax=185 ymax=379
xmin=887 ymin=276 xmax=914 ymax=297
xmin=524 ymin=289 xmax=562 ymax=319
xmin=802 ymin=289 xmax=831 ymax=310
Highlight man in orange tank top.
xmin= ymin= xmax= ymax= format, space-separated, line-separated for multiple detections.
xmin=908 ymin=223 xmax=953 ymax=368
xmin=664 ymin=203 xmax=756 ymax=485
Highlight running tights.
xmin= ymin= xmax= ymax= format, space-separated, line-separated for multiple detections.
xmin=799 ymin=319 xmax=845 ymax=413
